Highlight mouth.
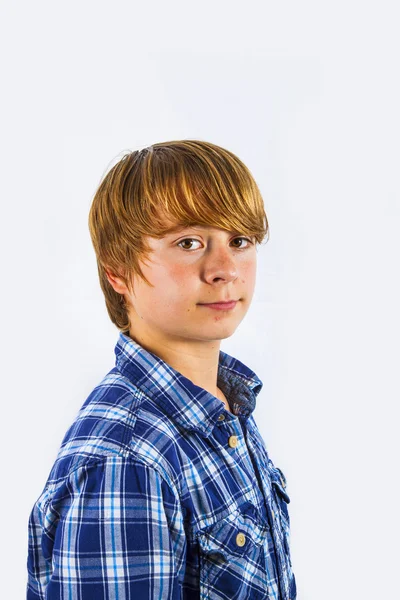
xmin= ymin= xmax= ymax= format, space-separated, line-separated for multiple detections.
xmin=198 ymin=300 xmax=238 ymax=310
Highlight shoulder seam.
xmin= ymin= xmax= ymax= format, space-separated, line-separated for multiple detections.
xmin=50 ymin=453 xmax=182 ymax=503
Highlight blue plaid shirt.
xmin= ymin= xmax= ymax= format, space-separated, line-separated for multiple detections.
xmin=27 ymin=331 xmax=297 ymax=599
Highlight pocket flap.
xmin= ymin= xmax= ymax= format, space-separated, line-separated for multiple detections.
xmin=270 ymin=466 xmax=291 ymax=503
xmin=198 ymin=502 xmax=269 ymax=561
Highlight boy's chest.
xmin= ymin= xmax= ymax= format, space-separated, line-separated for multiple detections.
xmin=177 ymin=418 xmax=296 ymax=599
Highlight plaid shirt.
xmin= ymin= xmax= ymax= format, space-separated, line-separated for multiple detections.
xmin=27 ymin=331 xmax=297 ymax=599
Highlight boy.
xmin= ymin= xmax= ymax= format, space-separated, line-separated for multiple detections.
xmin=27 ymin=140 xmax=297 ymax=599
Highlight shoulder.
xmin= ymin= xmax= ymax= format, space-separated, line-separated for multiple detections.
xmin=41 ymin=367 xmax=187 ymax=497
xmin=30 ymin=454 xmax=183 ymax=548
xmin=45 ymin=368 xmax=142 ymax=481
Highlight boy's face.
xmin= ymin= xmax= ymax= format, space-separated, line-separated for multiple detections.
xmin=108 ymin=219 xmax=258 ymax=346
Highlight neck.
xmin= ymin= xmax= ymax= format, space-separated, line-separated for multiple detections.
xmin=128 ymin=328 xmax=225 ymax=404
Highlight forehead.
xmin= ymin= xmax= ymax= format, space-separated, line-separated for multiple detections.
xmin=154 ymin=206 xmax=236 ymax=235
xmin=152 ymin=211 xmax=243 ymax=239
xmin=163 ymin=223 xmax=225 ymax=235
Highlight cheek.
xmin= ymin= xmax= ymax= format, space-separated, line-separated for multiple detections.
xmin=164 ymin=264 xmax=193 ymax=290
xmin=148 ymin=264 xmax=192 ymax=299
xmin=240 ymin=258 xmax=257 ymax=282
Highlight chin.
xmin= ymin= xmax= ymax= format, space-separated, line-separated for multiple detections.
xmin=202 ymin=325 xmax=238 ymax=341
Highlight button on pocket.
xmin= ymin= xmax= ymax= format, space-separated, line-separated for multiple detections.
xmin=235 ymin=532 xmax=246 ymax=547
xmin=198 ymin=503 xmax=269 ymax=600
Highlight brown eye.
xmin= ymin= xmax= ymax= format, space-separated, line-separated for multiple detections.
xmin=177 ymin=238 xmax=201 ymax=251
xmin=231 ymin=237 xmax=253 ymax=249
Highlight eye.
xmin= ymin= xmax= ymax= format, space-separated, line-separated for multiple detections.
xmin=176 ymin=237 xmax=254 ymax=251
xmin=177 ymin=238 xmax=202 ymax=251
xmin=230 ymin=237 xmax=254 ymax=249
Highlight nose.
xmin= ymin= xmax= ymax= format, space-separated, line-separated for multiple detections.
xmin=202 ymin=245 xmax=239 ymax=283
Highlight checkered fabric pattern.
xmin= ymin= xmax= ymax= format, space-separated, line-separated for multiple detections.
xmin=27 ymin=331 xmax=297 ymax=599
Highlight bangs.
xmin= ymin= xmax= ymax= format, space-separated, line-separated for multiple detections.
xmin=119 ymin=140 xmax=269 ymax=243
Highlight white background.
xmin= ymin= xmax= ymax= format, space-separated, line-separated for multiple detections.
xmin=1 ymin=1 xmax=399 ymax=597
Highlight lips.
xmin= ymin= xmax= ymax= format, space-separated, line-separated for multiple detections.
xmin=199 ymin=300 xmax=238 ymax=305
xmin=198 ymin=300 xmax=238 ymax=310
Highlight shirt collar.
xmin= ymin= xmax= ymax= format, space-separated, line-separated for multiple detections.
xmin=114 ymin=331 xmax=264 ymax=436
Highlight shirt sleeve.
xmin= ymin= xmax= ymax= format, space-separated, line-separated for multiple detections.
xmin=27 ymin=456 xmax=186 ymax=599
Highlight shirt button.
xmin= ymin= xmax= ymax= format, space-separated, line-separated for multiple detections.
xmin=236 ymin=532 xmax=246 ymax=547
xmin=217 ymin=413 xmax=226 ymax=421
xmin=228 ymin=435 xmax=238 ymax=448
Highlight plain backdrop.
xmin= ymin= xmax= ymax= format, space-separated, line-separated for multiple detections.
xmin=1 ymin=1 xmax=399 ymax=597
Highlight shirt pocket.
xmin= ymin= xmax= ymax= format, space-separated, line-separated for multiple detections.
xmin=270 ymin=466 xmax=293 ymax=565
xmin=197 ymin=503 xmax=269 ymax=600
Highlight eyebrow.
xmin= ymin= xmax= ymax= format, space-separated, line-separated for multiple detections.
xmin=164 ymin=225 xmax=240 ymax=236
xmin=165 ymin=224 xmax=206 ymax=233
xmin=163 ymin=225 xmax=190 ymax=234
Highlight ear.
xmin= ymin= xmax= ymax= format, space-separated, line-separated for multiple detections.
xmin=104 ymin=268 xmax=128 ymax=295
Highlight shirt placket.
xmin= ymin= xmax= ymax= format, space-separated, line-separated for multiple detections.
xmin=218 ymin=414 xmax=285 ymax=600
xmin=213 ymin=412 xmax=262 ymax=510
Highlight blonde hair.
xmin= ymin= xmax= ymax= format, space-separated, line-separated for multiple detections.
xmin=88 ymin=139 xmax=269 ymax=332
